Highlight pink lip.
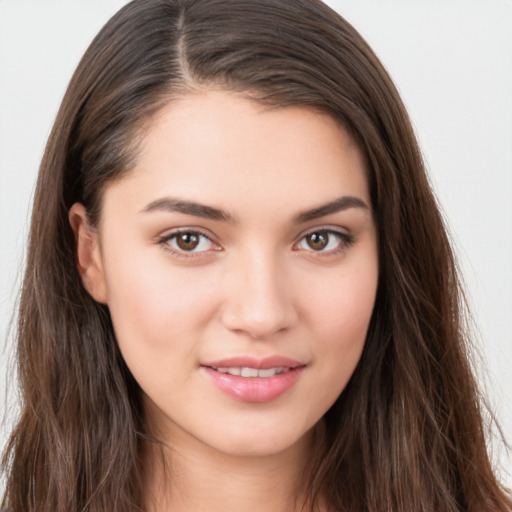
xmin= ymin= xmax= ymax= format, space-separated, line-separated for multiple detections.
xmin=202 ymin=355 xmax=303 ymax=370
xmin=201 ymin=356 xmax=306 ymax=403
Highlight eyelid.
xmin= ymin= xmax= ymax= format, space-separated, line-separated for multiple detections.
xmin=157 ymin=227 xmax=222 ymax=257
xmin=293 ymin=226 xmax=354 ymax=255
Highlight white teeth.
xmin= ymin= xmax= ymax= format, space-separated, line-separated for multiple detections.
xmin=213 ymin=366 xmax=287 ymax=378
xmin=241 ymin=367 xmax=259 ymax=378
xmin=258 ymin=367 xmax=281 ymax=378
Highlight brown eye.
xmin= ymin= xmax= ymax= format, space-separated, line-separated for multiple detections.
xmin=176 ymin=232 xmax=200 ymax=251
xmin=296 ymin=229 xmax=351 ymax=254
xmin=305 ymin=231 xmax=329 ymax=251
xmin=161 ymin=230 xmax=218 ymax=254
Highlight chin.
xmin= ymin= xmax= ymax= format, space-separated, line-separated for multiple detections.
xmin=203 ymin=421 xmax=317 ymax=459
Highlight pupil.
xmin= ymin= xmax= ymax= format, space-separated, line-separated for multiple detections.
xmin=307 ymin=232 xmax=328 ymax=250
xmin=177 ymin=233 xmax=199 ymax=251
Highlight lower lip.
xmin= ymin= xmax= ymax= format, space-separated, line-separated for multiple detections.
xmin=201 ymin=366 xmax=305 ymax=403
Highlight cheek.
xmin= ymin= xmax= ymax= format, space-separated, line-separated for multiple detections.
xmin=102 ymin=250 xmax=218 ymax=364
xmin=301 ymin=259 xmax=378 ymax=380
xmin=307 ymin=263 xmax=377 ymax=337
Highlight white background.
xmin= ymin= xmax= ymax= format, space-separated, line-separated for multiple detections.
xmin=1 ymin=0 xmax=511 ymax=486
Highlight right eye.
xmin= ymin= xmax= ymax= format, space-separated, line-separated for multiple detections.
xmin=158 ymin=229 xmax=220 ymax=255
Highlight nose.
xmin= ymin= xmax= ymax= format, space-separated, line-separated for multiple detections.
xmin=220 ymin=248 xmax=298 ymax=339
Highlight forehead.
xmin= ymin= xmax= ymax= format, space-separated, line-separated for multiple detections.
xmin=103 ymin=90 xmax=370 ymax=220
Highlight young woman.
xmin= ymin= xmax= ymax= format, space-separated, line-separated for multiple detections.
xmin=1 ymin=0 xmax=510 ymax=511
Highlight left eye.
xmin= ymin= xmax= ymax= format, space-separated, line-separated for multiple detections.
xmin=163 ymin=231 xmax=216 ymax=253
xmin=296 ymin=230 xmax=346 ymax=252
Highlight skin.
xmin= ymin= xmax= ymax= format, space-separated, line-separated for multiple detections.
xmin=70 ymin=90 xmax=379 ymax=512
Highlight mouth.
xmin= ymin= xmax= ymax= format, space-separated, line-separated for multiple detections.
xmin=200 ymin=356 xmax=306 ymax=403
xmin=208 ymin=366 xmax=291 ymax=378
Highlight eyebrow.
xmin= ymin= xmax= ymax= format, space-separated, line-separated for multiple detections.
xmin=140 ymin=195 xmax=369 ymax=224
xmin=293 ymin=196 xmax=369 ymax=223
xmin=141 ymin=197 xmax=234 ymax=222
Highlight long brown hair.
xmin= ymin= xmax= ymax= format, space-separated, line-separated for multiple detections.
xmin=2 ymin=0 xmax=510 ymax=510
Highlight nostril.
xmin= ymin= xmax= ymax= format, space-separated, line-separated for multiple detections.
xmin=220 ymin=301 xmax=296 ymax=340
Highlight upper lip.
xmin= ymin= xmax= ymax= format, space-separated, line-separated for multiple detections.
xmin=201 ymin=356 xmax=305 ymax=370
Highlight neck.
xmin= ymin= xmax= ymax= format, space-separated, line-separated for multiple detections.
xmin=143 ymin=426 xmax=317 ymax=512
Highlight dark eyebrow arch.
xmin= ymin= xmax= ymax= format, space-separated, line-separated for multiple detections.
xmin=141 ymin=197 xmax=235 ymax=223
xmin=141 ymin=195 xmax=368 ymax=224
xmin=293 ymin=196 xmax=370 ymax=224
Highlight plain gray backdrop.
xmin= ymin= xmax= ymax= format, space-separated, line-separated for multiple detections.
xmin=1 ymin=0 xmax=511 ymax=486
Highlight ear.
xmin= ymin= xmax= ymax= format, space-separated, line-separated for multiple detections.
xmin=69 ymin=203 xmax=108 ymax=304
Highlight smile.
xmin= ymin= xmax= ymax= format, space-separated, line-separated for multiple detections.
xmin=202 ymin=363 xmax=305 ymax=403
xmin=211 ymin=366 xmax=289 ymax=378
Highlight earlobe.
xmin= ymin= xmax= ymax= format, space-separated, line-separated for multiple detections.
xmin=69 ymin=203 xmax=108 ymax=304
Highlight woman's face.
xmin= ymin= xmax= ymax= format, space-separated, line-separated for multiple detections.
xmin=74 ymin=90 xmax=378 ymax=458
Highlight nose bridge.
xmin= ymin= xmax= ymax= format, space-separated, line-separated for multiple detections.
xmin=221 ymin=244 xmax=296 ymax=338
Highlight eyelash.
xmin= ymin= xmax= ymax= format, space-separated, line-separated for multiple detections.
xmin=157 ymin=229 xmax=220 ymax=258
xmin=157 ymin=227 xmax=354 ymax=259
xmin=295 ymin=228 xmax=354 ymax=256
